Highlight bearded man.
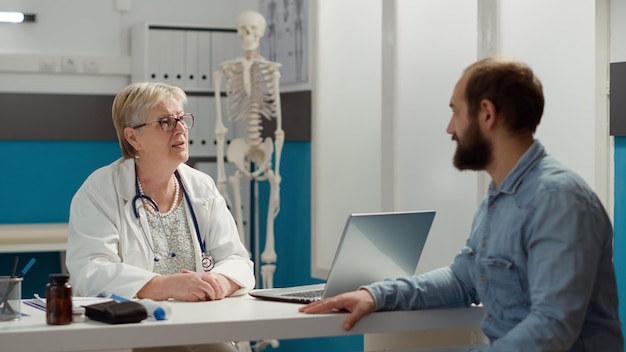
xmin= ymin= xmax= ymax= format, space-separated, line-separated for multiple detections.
xmin=300 ymin=56 xmax=623 ymax=352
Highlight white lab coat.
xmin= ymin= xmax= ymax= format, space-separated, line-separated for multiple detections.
xmin=66 ymin=157 xmax=255 ymax=298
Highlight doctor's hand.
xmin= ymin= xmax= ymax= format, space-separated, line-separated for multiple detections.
xmin=298 ymin=289 xmax=377 ymax=331
xmin=182 ymin=269 xmax=239 ymax=301
xmin=137 ymin=270 xmax=239 ymax=302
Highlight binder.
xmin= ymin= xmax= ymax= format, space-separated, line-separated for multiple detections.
xmin=186 ymin=96 xmax=201 ymax=157
xmin=197 ymin=31 xmax=212 ymax=91
xmin=184 ymin=31 xmax=200 ymax=90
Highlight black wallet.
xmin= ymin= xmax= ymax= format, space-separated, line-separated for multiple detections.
xmin=84 ymin=301 xmax=148 ymax=324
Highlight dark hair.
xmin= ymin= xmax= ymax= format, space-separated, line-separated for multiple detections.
xmin=464 ymin=57 xmax=544 ymax=133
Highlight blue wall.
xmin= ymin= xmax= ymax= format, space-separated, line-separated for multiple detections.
xmin=0 ymin=140 xmax=361 ymax=352
xmin=0 ymin=141 xmax=121 ymax=224
xmin=614 ymin=136 xmax=626 ymax=344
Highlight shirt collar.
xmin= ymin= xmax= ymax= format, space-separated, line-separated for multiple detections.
xmin=488 ymin=139 xmax=546 ymax=196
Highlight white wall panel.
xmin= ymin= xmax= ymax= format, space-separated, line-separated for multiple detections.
xmin=500 ymin=0 xmax=597 ymax=190
xmin=394 ymin=0 xmax=478 ymax=274
xmin=311 ymin=0 xmax=382 ymax=277
xmin=612 ymin=0 xmax=626 ymax=62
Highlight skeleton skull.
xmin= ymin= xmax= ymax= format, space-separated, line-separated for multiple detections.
xmin=237 ymin=10 xmax=267 ymax=51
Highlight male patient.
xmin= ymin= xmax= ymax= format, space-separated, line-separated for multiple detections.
xmin=300 ymin=56 xmax=624 ymax=351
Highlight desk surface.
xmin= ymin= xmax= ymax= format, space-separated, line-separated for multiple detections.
xmin=2 ymin=295 xmax=483 ymax=352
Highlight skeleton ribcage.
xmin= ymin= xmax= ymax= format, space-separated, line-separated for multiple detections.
xmin=222 ymin=61 xmax=279 ymax=147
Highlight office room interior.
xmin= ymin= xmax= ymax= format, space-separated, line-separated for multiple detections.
xmin=0 ymin=0 xmax=625 ymax=351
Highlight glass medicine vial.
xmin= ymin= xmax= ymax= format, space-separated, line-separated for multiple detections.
xmin=46 ymin=273 xmax=72 ymax=325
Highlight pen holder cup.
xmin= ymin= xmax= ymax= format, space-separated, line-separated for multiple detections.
xmin=0 ymin=276 xmax=22 ymax=321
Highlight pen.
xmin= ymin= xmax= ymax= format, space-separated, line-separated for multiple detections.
xmin=109 ymin=294 xmax=129 ymax=302
xmin=10 ymin=256 xmax=19 ymax=278
xmin=18 ymin=258 xmax=36 ymax=278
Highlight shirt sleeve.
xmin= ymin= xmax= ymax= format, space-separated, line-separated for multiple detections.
xmin=487 ymin=188 xmax=609 ymax=351
xmin=364 ymin=250 xmax=480 ymax=311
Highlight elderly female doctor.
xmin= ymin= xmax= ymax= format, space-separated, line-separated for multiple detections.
xmin=66 ymin=82 xmax=254 ymax=305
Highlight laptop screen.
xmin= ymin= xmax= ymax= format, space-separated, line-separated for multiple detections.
xmin=323 ymin=210 xmax=436 ymax=298
xmin=248 ymin=210 xmax=436 ymax=303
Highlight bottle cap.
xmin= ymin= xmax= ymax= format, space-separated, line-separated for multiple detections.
xmin=153 ymin=307 xmax=166 ymax=320
xmin=49 ymin=273 xmax=69 ymax=285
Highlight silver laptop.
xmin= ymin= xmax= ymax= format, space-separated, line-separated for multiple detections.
xmin=248 ymin=210 xmax=436 ymax=303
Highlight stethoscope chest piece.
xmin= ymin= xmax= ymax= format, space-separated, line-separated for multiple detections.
xmin=202 ymin=254 xmax=215 ymax=272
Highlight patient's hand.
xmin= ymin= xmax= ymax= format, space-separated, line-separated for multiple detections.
xmin=298 ymin=289 xmax=376 ymax=330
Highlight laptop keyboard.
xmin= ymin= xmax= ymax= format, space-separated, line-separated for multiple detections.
xmin=279 ymin=289 xmax=323 ymax=302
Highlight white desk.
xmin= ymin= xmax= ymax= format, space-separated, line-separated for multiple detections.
xmin=1 ymin=295 xmax=485 ymax=352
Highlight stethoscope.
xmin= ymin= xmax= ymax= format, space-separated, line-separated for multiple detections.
xmin=132 ymin=170 xmax=215 ymax=272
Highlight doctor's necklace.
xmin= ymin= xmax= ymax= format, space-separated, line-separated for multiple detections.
xmin=136 ymin=176 xmax=180 ymax=216
xmin=136 ymin=176 xmax=179 ymax=261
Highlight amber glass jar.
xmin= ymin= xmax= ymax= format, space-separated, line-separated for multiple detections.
xmin=46 ymin=273 xmax=72 ymax=325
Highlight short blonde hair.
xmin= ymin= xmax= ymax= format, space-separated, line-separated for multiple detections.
xmin=112 ymin=82 xmax=187 ymax=159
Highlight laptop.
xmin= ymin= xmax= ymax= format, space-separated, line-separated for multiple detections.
xmin=248 ymin=210 xmax=436 ymax=303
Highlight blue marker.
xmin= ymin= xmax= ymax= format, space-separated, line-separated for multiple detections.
xmin=110 ymin=293 xmax=171 ymax=320
xmin=138 ymin=299 xmax=171 ymax=320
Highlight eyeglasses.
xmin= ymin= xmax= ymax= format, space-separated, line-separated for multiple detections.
xmin=132 ymin=113 xmax=195 ymax=132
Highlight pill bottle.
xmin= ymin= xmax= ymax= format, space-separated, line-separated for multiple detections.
xmin=46 ymin=273 xmax=72 ymax=325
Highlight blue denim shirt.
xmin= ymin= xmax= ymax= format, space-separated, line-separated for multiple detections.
xmin=365 ymin=141 xmax=623 ymax=351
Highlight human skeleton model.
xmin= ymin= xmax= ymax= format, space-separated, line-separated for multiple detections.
xmin=214 ymin=10 xmax=284 ymax=290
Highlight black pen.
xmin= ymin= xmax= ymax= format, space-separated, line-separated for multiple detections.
xmin=11 ymin=256 xmax=19 ymax=278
